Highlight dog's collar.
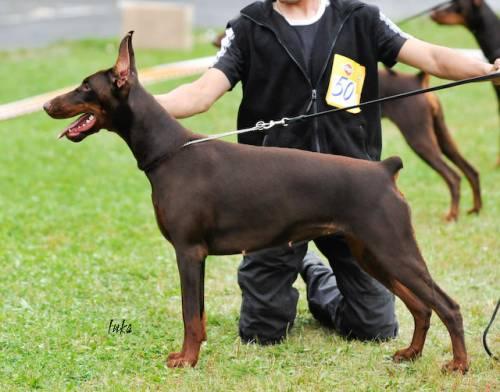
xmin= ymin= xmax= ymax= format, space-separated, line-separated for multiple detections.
xmin=138 ymin=135 xmax=204 ymax=173
xmin=138 ymin=151 xmax=175 ymax=173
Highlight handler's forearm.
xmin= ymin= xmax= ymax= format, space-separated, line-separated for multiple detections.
xmin=156 ymin=83 xmax=208 ymax=119
xmin=398 ymin=39 xmax=494 ymax=81
xmin=155 ymin=68 xmax=231 ymax=119
xmin=428 ymin=45 xmax=491 ymax=80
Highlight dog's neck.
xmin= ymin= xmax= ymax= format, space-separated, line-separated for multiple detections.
xmin=466 ymin=2 xmax=500 ymax=63
xmin=115 ymin=84 xmax=192 ymax=171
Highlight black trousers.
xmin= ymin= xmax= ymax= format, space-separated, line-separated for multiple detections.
xmin=237 ymin=235 xmax=398 ymax=344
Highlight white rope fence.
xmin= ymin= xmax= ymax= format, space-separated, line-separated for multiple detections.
xmin=0 ymin=49 xmax=486 ymax=122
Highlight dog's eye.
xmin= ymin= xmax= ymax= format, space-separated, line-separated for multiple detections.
xmin=81 ymin=82 xmax=92 ymax=92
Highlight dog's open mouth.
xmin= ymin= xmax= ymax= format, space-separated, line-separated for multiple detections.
xmin=58 ymin=113 xmax=97 ymax=140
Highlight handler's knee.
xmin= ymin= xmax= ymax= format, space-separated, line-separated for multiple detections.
xmin=237 ymin=245 xmax=306 ymax=345
xmin=334 ymin=291 xmax=399 ymax=341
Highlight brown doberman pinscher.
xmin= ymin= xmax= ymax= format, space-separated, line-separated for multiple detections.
xmin=379 ymin=69 xmax=481 ymax=221
xmin=213 ymin=33 xmax=482 ymax=221
xmin=43 ymin=33 xmax=469 ymax=373
xmin=431 ymin=0 xmax=500 ymax=69
xmin=431 ymin=0 xmax=500 ymax=164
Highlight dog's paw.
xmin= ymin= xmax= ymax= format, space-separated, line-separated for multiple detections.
xmin=392 ymin=347 xmax=421 ymax=363
xmin=444 ymin=211 xmax=458 ymax=222
xmin=167 ymin=352 xmax=197 ymax=368
xmin=466 ymin=207 xmax=481 ymax=215
xmin=167 ymin=352 xmax=182 ymax=361
xmin=441 ymin=359 xmax=469 ymax=375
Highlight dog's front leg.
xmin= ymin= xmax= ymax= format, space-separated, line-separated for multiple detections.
xmin=167 ymin=246 xmax=207 ymax=368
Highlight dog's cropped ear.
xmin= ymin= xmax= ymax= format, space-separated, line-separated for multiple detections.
xmin=113 ymin=31 xmax=137 ymax=88
xmin=472 ymin=0 xmax=483 ymax=7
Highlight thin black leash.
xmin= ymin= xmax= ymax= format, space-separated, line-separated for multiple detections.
xmin=396 ymin=0 xmax=455 ymax=25
xmin=286 ymin=72 xmax=500 ymax=125
xmin=182 ymin=71 xmax=500 ymax=149
xmin=483 ymin=299 xmax=499 ymax=360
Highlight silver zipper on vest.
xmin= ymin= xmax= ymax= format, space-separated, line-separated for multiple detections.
xmin=306 ymin=89 xmax=316 ymax=112
xmin=310 ymin=8 xmax=359 ymax=154
xmin=311 ymin=89 xmax=321 ymax=152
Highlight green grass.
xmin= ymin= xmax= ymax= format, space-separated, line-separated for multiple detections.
xmin=1 ymin=22 xmax=499 ymax=391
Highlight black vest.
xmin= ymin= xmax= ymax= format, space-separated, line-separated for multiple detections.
xmin=232 ymin=0 xmax=386 ymax=160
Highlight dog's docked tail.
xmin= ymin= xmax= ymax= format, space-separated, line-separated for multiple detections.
xmin=381 ymin=156 xmax=403 ymax=177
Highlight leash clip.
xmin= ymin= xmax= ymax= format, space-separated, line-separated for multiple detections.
xmin=256 ymin=117 xmax=290 ymax=131
xmin=278 ymin=117 xmax=290 ymax=127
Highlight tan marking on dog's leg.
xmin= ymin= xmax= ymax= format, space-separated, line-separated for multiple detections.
xmin=425 ymin=92 xmax=441 ymax=116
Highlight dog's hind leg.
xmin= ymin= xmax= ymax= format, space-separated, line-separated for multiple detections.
xmin=368 ymin=250 xmax=466 ymax=373
xmin=350 ymin=194 xmax=468 ymax=373
xmin=396 ymin=115 xmax=462 ymax=221
xmin=347 ymin=241 xmax=431 ymax=362
xmin=167 ymin=246 xmax=207 ymax=368
xmin=396 ymin=268 xmax=468 ymax=373
xmin=432 ymin=102 xmax=482 ymax=215
xmin=391 ymin=280 xmax=432 ymax=362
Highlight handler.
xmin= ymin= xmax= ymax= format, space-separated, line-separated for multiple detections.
xmin=156 ymin=0 xmax=500 ymax=344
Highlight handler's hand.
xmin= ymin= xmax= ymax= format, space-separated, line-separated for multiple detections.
xmin=492 ymin=59 xmax=500 ymax=85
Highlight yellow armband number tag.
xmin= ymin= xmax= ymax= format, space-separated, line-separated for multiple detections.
xmin=326 ymin=54 xmax=366 ymax=114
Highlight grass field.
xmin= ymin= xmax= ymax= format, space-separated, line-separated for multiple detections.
xmin=0 ymin=19 xmax=499 ymax=391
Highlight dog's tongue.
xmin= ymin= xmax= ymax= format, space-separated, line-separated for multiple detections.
xmin=58 ymin=113 xmax=96 ymax=139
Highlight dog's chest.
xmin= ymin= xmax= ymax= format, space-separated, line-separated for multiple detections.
xmin=152 ymin=196 xmax=171 ymax=241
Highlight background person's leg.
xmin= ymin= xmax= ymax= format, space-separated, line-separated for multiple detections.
xmin=309 ymin=235 xmax=398 ymax=340
xmin=238 ymin=243 xmax=308 ymax=345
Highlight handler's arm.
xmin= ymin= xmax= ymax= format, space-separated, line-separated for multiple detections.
xmin=398 ymin=38 xmax=500 ymax=83
xmin=155 ymin=68 xmax=231 ymax=119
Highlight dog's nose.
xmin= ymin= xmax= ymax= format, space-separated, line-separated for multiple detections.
xmin=43 ymin=101 xmax=52 ymax=113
